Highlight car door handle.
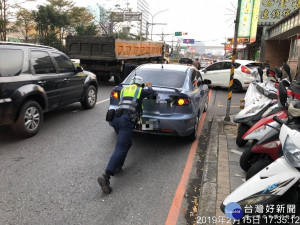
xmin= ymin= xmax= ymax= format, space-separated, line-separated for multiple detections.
xmin=37 ymin=81 xmax=46 ymax=85
xmin=64 ymin=78 xmax=70 ymax=82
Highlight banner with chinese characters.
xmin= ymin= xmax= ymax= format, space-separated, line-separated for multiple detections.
xmin=258 ymin=0 xmax=300 ymax=25
xmin=238 ymin=0 xmax=255 ymax=38
xmin=250 ymin=0 xmax=260 ymax=42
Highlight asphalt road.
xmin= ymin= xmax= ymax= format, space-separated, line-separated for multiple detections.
xmin=0 ymin=81 xmax=245 ymax=225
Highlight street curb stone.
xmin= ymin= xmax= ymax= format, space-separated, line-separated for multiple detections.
xmin=197 ymin=116 xmax=241 ymax=225
xmin=197 ymin=117 xmax=219 ymax=222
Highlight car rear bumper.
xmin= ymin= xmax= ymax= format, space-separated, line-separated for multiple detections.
xmin=134 ymin=113 xmax=196 ymax=137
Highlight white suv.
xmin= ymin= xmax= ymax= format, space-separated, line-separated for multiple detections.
xmin=200 ymin=60 xmax=262 ymax=92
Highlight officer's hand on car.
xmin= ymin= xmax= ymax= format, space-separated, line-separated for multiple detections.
xmin=145 ymin=82 xmax=152 ymax=87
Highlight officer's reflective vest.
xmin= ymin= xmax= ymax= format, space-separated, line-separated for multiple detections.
xmin=117 ymin=84 xmax=142 ymax=112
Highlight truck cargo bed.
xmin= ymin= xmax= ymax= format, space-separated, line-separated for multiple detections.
xmin=66 ymin=36 xmax=162 ymax=61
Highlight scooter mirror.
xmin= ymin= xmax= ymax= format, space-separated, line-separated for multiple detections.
xmin=278 ymin=82 xmax=287 ymax=107
xmin=282 ymin=63 xmax=292 ymax=82
xmin=282 ymin=63 xmax=290 ymax=75
xmin=275 ymin=67 xmax=283 ymax=80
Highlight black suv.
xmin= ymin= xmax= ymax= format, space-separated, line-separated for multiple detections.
xmin=179 ymin=57 xmax=193 ymax=65
xmin=0 ymin=42 xmax=98 ymax=138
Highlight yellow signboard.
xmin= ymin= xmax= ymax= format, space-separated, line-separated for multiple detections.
xmin=250 ymin=0 xmax=260 ymax=43
xmin=258 ymin=0 xmax=300 ymax=25
xmin=238 ymin=0 xmax=255 ymax=37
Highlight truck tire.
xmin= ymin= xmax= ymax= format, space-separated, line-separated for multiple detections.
xmin=122 ymin=64 xmax=136 ymax=79
xmin=114 ymin=74 xmax=122 ymax=85
xmin=11 ymin=100 xmax=43 ymax=138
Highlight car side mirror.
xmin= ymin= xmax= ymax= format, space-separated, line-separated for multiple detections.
xmin=76 ymin=66 xmax=83 ymax=73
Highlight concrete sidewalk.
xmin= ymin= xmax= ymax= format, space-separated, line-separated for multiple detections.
xmin=197 ymin=116 xmax=248 ymax=225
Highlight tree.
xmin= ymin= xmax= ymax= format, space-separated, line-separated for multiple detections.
xmin=46 ymin=0 xmax=94 ymax=40
xmin=0 ymin=0 xmax=35 ymax=41
xmin=75 ymin=24 xmax=97 ymax=36
xmin=15 ymin=7 xmax=34 ymax=42
xmin=33 ymin=5 xmax=68 ymax=51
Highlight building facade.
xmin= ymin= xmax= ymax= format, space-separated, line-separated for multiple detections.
xmin=129 ymin=0 xmax=150 ymax=37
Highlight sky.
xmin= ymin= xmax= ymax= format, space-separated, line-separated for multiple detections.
xmin=24 ymin=0 xmax=238 ymax=46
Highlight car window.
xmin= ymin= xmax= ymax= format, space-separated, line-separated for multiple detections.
xmin=245 ymin=62 xmax=261 ymax=70
xmin=124 ymin=68 xmax=186 ymax=88
xmin=206 ymin=62 xmax=223 ymax=71
xmin=0 ymin=49 xmax=23 ymax=77
xmin=53 ymin=53 xmax=75 ymax=73
xmin=234 ymin=63 xmax=241 ymax=68
xmin=222 ymin=62 xmax=232 ymax=70
xmin=31 ymin=51 xmax=56 ymax=74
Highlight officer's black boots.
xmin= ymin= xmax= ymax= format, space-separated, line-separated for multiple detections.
xmin=115 ymin=165 xmax=123 ymax=174
xmin=97 ymin=174 xmax=112 ymax=194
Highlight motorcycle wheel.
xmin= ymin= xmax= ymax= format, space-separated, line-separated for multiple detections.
xmin=246 ymin=158 xmax=272 ymax=180
xmin=239 ymin=140 xmax=258 ymax=172
xmin=236 ymin=124 xmax=250 ymax=147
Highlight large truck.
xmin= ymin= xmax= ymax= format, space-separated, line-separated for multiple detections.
xmin=65 ymin=36 xmax=170 ymax=84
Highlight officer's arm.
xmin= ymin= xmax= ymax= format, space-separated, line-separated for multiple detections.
xmin=140 ymin=87 xmax=155 ymax=99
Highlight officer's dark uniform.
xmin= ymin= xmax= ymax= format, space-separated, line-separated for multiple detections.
xmin=98 ymin=82 xmax=155 ymax=194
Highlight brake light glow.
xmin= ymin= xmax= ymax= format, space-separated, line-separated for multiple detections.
xmin=177 ymin=98 xmax=190 ymax=106
xmin=111 ymin=91 xmax=119 ymax=99
xmin=241 ymin=65 xmax=251 ymax=74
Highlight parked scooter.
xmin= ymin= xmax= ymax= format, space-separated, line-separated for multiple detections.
xmin=234 ymin=68 xmax=278 ymax=147
xmin=239 ymin=64 xmax=300 ymax=173
xmin=221 ymin=114 xmax=300 ymax=224
xmin=246 ymin=99 xmax=300 ymax=180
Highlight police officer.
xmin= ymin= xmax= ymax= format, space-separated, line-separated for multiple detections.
xmin=98 ymin=76 xmax=155 ymax=194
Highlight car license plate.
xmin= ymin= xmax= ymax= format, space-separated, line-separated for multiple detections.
xmin=141 ymin=119 xmax=159 ymax=131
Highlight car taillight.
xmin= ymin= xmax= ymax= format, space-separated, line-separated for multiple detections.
xmin=241 ymin=65 xmax=251 ymax=74
xmin=176 ymin=97 xmax=190 ymax=106
xmin=111 ymin=91 xmax=119 ymax=99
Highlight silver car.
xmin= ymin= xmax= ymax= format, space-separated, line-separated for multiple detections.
xmin=108 ymin=64 xmax=210 ymax=141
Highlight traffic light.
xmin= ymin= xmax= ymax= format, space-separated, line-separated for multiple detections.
xmin=175 ymin=32 xmax=182 ymax=36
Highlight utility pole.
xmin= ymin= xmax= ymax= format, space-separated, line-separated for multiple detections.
xmin=224 ymin=0 xmax=241 ymax=121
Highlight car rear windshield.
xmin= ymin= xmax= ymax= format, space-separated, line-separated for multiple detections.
xmin=246 ymin=63 xmax=261 ymax=70
xmin=0 ymin=49 xmax=23 ymax=77
xmin=124 ymin=68 xmax=186 ymax=88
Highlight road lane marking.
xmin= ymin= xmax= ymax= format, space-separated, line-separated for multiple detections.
xmin=96 ymin=98 xmax=110 ymax=105
xmin=230 ymin=149 xmax=242 ymax=155
xmin=165 ymin=89 xmax=212 ymax=225
xmin=72 ymin=98 xmax=110 ymax=113
xmin=217 ymin=104 xmax=240 ymax=108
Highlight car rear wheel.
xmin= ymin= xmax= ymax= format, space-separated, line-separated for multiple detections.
xmin=81 ymin=85 xmax=97 ymax=109
xmin=11 ymin=100 xmax=43 ymax=138
xmin=188 ymin=115 xmax=199 ymax=142
xmin=232 ymin=79 xmax=243 ymax=93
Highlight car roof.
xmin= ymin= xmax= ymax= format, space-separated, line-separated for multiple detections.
xmin=0 ymin=41 xmax=54 ymax=50
xmin=221 ymin=59 xmax=259 ymax=65
xmin=138 ymin=63 xmax=191 ymax=72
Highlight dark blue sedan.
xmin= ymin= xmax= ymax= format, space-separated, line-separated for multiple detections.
xmin=109 ymin=64 xmax=210 ymax=141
